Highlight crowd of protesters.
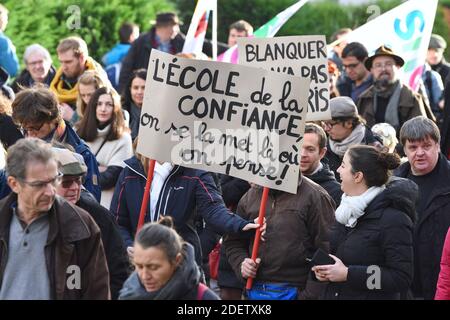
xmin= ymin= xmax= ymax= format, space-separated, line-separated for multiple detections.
xmin=0 ymin=4 xmax=449 ymax=301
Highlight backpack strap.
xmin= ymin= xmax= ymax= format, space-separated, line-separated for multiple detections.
xmin=197 ymin=282 xmax=208 ymax=300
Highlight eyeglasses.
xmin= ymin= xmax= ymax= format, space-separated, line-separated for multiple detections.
xmin=321 ymin=121 xmax=341 ymax=129
xmin=60 ymin=175 xmax=84 ymax=189
xmin=373 ymin=62 xmax=395 ymax=70
xmin=18 ymin=172 xmax=63 ymax=189
xmin=27 ymin=60 xmax=45 ymax=67
xmin=343 ymin=62 xmax=361 ymax=70
xmin=21 ymin=122 xmax=45 ymax=135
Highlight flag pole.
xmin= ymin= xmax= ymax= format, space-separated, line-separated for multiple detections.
xmin=212 ymin=0 xmax=217 ymax=60
xmin=246 ymin=186 xmax=270 ymax=290
xmin=137 ymin=159 xmax=156 ymax=232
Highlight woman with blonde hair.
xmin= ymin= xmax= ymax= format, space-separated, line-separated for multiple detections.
xmin=76 ymin=70 xmax=108 ymax=118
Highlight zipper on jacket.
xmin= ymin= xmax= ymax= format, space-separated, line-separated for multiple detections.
xmin=155 ymin=166 xmax=180 ymax=218
xmin=162 ymin=188 xmax=172 ymax=218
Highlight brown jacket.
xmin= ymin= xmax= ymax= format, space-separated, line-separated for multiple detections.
xmin=224 ymin=175 xmax=335 ymax=299
xmin=357 ymin=84 xmax=429 ymax=129
xmin=0 ymin=194 xmax=110 ymax=300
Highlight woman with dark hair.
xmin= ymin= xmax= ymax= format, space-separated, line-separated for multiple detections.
xmin=121 ymin=68 xmax=146 ymax=140
xmin=77 ymin=86 xmax=132 ymax=208
xmin=313 ymin=145 xmax=416 ymax=299
xmin=119 ymin=216 xmax=220 ymax=300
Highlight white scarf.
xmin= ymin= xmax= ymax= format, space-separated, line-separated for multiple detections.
xmin=329 ymin=124 xmax=366 ymax=157
xmin=150 ymin=162 xmax=173 ymax=221
xmin=335 ymin=186 xmax=385 ymax=228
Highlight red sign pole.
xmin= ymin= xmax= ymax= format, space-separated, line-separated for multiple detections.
xmin=246 ymin=186 xmax=270 ymax=290
xmin=137 ymin=159 xmax=156 ymax=232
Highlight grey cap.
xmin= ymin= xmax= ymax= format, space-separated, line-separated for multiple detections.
xmin=330 ymin=96 xmax=358 ymax=119
xmin=52 ymin=148 xmax=87 ymax=176
xmin=429 ymin=34 xmax=447 ymax=50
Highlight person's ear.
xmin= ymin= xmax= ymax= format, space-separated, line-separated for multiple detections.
xmin=354 ymin=171 xmax=364 ymax=184
xmin=174 ymin=252 xmax=182 ymax=267
xmin=343 ymin=120 xmax=353 ymax=129
xmin=7 ymin=176 xmax=20 ymax=194
xmin=319 ymin=147 xmax=327 ymax=159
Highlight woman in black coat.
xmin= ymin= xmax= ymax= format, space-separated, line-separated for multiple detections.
xmin=313 ymin=145 xmax=416 ymax=300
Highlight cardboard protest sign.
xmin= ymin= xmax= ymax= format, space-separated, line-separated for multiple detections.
xmin=237 ymin=35 xmax=331 ymax=121
xmin=136 ymin=50 xmax=310 ymax=193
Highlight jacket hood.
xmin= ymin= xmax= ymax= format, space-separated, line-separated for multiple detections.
xmin=309 ymin=163 xmax=337 ymax=184
xmin=367 ymin=176 xmax=418 ymax=223
xmin=119 ymin=243 xmax=200 ymax=300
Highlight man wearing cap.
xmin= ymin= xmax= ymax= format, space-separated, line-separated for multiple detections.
xmin=118 ymin=12 xmax=185 ymax=93
xmin=53 ymin=147 xmax=130 ymax=300
xmin=427 ymin=34 xmax=450 ymax=84
xmin=357 ymin=45 xmax=428 ymax=131
xmin=0 ymin=138 xmax=109 ymax=299
xmin=323 ymin=96 xmax=382 ymax=181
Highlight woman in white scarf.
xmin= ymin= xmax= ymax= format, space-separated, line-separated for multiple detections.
xmin=311 ymin=145 xmax=410 ymax=295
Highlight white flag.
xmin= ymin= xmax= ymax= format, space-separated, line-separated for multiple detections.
xmin=341 ymin=0 xmax=439 ymax=91
xmin=182 ymin=0 xmax=217 ymax=59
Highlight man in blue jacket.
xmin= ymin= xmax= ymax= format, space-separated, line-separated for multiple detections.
xmin=102 ymin=22 xmax=139 ymax=89
xmin=11 ymin=87 xmax=101 ymax=202
xmin=0 ymin=4 xmax=19 ymax=78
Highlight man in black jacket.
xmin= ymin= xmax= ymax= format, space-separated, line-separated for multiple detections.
xmin=118 ymin=12 xmax=185 ymax=93
xmin=427 ymin=34 xmax=450 ymax=85
xmin=118 ymin=12 xmax=227 ymax=93
xmin=301 ymin=123 xmax=342 ymax=207
xmin=12 ymin=44 xmax=56 ymax=93
xmin=53 ymin=147 xmax=130 ymax=299
xmin=395 ymin=116 xmax=450 ymax=300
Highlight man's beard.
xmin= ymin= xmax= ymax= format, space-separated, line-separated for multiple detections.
xmin=374 ymin=76 xmax=395 ymax=91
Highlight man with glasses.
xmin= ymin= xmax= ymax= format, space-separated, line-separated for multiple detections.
xmin=337 ymin=42 xmax=373 ymax=103
xmin=323 ymin=97 xmax=382 ymax=181
xmin=11 ymin=43 xmax=56 ymax=93
xmin=11 ymin=87 xmax=101 ymax=202
xmin=357 ymin=45 xmax=428 ymax=131
xmin=53 ymin=147 xmax=129 ymax=300
xmin=0 ymin=138 xmax=109 ymax=299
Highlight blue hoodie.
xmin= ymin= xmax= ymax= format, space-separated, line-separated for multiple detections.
xmin=0 ymin=31 xmax=19 ymax=77
xmin=102 ymin=43 xmax=131 ymax=67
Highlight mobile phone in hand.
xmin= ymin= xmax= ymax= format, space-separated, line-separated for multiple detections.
xmin=307 ymin=248 xmax=335 ymax=266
